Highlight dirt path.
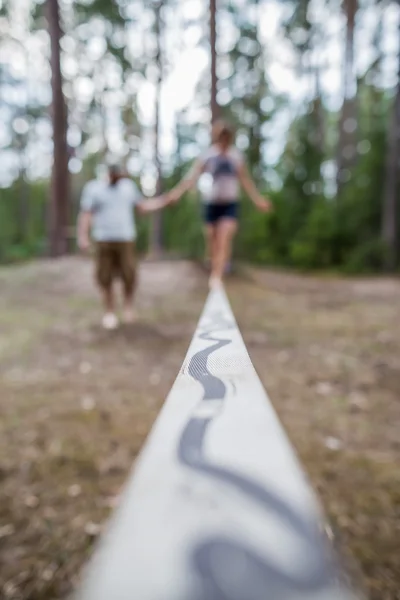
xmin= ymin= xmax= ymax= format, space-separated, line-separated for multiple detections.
xmin=0 ymin=258 xmax=399 ymax=599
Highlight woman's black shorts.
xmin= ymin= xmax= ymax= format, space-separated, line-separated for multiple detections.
xmin=203 ymin=202 xmax=238 ymax=224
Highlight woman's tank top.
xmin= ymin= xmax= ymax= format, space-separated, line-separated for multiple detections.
xmin=200 ymin=145 xmax=244 ymax=204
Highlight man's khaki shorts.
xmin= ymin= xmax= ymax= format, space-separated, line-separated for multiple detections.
xmin=95 ymin=241 xmax=136 ymax=294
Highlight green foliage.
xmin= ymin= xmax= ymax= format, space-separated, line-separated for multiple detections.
xmin=235 ymin=198 xmax=273 ymax=264
xmin=158 ymin=72 xmax=395 ymax=274
xmin=0 ymin=92 xmax=394 ymax=273
xmin=74 ymin=0 xmax=124 ymax=25
xmin=0 ymin=181 xmax=48 ymax=263
xmin=342 ymin=239 xmax=387 ymax=274
xmin=1 ymin=0 xmax=398 ymax=275
xmin=162 ymin=195 xmax=204 ymax=259
xmin=289 ymin=199 xmax=336 ymax=269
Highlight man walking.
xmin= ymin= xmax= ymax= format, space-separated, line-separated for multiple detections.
xmin=77 ymin=164 xmax=167 ymax=330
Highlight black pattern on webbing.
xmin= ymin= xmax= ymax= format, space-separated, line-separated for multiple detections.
xmin=177 ymin=301 xmax=347 ymax=599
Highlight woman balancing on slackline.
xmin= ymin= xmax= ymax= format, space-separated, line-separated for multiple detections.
xmin=167 ymin=120 xmax=272 ymax=288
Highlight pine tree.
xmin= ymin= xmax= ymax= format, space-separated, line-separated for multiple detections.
xmin=336 ymin=0 xmax=358 ymax=193
xmin=382 ymin=9 xmax=400 ymax=270
xmin=210 ymin=0 xmax=219 ymax=123
xmin=46 ymin=0 xmax=70 ymax=256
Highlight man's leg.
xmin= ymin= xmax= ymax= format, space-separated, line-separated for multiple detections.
xmin=119 ymin=242 xmax=137 ymax=323
xmin=101 ymin=286 xmax=115 ymax=313
xmin=96 ymin=243 xmax=118 ymax=329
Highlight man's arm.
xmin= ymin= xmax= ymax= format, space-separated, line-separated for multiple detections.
xmin=237 ymin=162 xmax=272 ymax=212
xmin=77 ymin=181 xmax=96 ymax=251
xmin=167 ymin=158 xmax=205 ymax=203
xmin=77 ymin=211 xmax=92 ymax=251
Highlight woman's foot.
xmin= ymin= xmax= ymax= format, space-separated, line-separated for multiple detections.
xmin=102 ymin=312 xmax=119 ymax=330
xmin=209 ymin=276 xmax=223 ymax=290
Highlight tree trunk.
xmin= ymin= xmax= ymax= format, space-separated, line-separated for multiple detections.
xmin=149 ymin=0 xmax=163 ymax=258
xmin=337 ymin=0 xmax=358 ymax=193
xmin=210 ymin=0 xmax=219 ymax=124
xmin=17 ymin=167 xmax=29 ymax=245
xmin=343 ymin=0 xmax=357 ymax=100
xmin=313 ymin=26 xmax=326 ymax=156
xmin=382 ymin=17 xmax=400 ymax=271
xmin=47 ymin=0 xmax=70 ymax=257
xmin=13 ymin=130 xmax=30 ymax=245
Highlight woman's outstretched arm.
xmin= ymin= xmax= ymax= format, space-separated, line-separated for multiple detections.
xmin=136 ymin=195 xmax=169 ymax=214
xmin=167 ymin=158 xmax=205 ymax=203
xmin=238 ymin=162 xmax=272 ymax=212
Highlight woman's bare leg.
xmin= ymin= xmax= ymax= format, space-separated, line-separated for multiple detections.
xmin=205 ymin=224 xmax=218 ymax=271
xmin=210 ymin=218 xmax=238 ymax=285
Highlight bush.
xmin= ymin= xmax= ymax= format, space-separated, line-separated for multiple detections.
xmin=342 ymin=239 xmax=387 ymax=274
xmin=289 ymin=199 xmax=336 ymax=269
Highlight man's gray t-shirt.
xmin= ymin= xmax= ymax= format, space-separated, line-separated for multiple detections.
xmin=80 ymin=178 xmax=141 ymax=242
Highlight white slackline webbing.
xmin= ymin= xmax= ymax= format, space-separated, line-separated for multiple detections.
xmin=75 ymin=286 xmax=357 ymax=600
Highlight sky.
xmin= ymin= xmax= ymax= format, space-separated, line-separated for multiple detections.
xmin=0 ymin=0 xmax=400 ymax=190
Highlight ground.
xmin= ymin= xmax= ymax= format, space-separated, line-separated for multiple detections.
xmin=0 ymin=257 xmax=399 ymax=600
